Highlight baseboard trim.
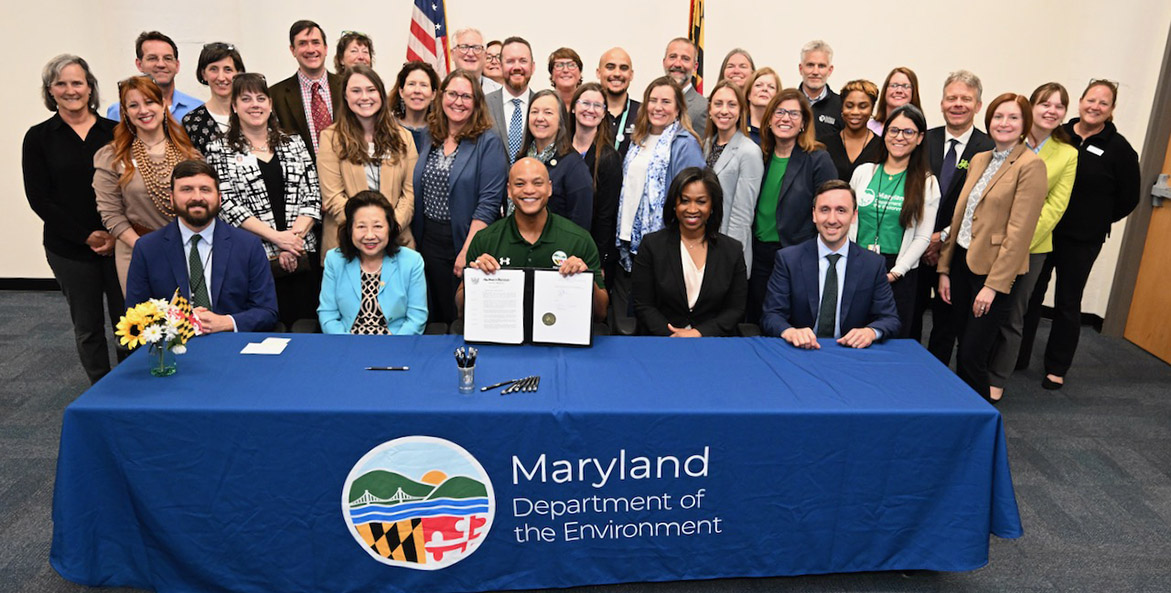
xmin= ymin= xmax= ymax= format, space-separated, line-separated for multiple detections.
xmin=0 ymin=278 xmax=61 ymax=291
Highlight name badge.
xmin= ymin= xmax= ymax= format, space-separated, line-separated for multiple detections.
xmin=820 ymin=115 xmax=836 ymax=125
xmin=1086 ymin=145 xmax=1104 ymax=156
xmin=237 ymin=154 xmax=259 ymax=168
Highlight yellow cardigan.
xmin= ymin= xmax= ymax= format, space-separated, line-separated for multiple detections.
xmin=1029 ymin=138 xmax=1078 ymax=254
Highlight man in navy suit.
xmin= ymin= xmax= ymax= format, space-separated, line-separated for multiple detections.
xmin=760 ymin=180 xmax=899 ymax=348
xmin=125 ymin=160 xmax=278 ymax=333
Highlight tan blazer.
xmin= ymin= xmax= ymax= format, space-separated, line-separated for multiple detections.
xmin=317 ymin=125 xmax=418 ymax=261
xmin=939 ymin=143 xmax=1047 ymax=294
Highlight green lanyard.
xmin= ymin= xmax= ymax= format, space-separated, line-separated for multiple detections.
xmin=613 ymin=98 xmax=631 ymax=150
xmin=870 ymin=166 xmax=906 ymax=250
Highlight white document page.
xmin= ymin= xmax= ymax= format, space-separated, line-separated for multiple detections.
xmin=463 ymin=268 xmax=526 ymax=344
xmin=531 ymin=270 xmax=593 ymax=346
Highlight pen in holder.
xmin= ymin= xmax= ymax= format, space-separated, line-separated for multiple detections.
xmin=456 ymin=346 xmax=477 ymax=394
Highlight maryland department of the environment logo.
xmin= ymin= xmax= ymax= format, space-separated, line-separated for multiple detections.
xmin=342 ymin=436 xmax=495 ymax=570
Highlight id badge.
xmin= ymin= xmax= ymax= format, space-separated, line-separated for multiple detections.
xmin=868 ymin=244 xmax=881 ymax=253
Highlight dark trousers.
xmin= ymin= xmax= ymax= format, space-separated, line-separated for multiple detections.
xmin=948 ymin=248 xmax=1015 ymax=399
xmin=747 ymin=238 xmax=781 ymax=325
xmin=273 ymin=255 xmax=322 ymax=328
xmin=919 ymin=263 xmax=959 ymax=365
xmin=45 ymin=249 xmax=127 ymax=384
xmin=608 ymin=267 xmax=636 ymax=335
xmin=420 ymin=218 xmax=459 ymax=324
xmin=1018 ymin=235 xmax=1103 ymax=377
xmin=882 ymin=254 xmax=918 ymax=340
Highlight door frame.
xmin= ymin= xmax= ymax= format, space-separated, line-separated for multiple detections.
xmin=1105 ymin=20 xmax=1171 ymax=336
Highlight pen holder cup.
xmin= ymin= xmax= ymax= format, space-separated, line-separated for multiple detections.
xmin=458 ymin=365 xmax=475 ymax=394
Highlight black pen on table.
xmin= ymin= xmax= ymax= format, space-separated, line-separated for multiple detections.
xmin=365 ymin=366 xmax=410 ymax=371
xmin=481 ymin=378 xmax=519 ymax=392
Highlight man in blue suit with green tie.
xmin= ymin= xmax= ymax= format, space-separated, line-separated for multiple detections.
xmin=760 ymin=179 xmax=900 ymax=348
xmin=125 ymin=160 xmax=277 ymax=333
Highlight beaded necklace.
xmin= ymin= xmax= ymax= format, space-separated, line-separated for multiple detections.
xmin=131 ymin=137 xmax=182 ymax=219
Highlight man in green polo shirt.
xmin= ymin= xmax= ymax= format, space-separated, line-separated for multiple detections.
xmin=456 ymin=158 xmax=609 ymax=320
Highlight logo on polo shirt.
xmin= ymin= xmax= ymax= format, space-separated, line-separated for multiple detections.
xmin=551 ymin=250 xmax=567 ymax=266
xmin=859 ymin=188 xmax=877 ymax=208
xmin=342 ymin=436 xmax=495 ymax=570
xmin=499 ymin=257 xmax=511 ymax=266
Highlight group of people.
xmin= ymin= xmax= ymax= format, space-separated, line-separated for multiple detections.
xmin=23 ymin=23 xmax=1141 ymax=404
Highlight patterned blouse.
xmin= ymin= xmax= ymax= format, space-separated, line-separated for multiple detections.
xmin=182 ymin=105 xmax=228 ymax=155
xmin=957 ymin=148 xmax=1011 ymax=250
xmin=421 ymin=145 xmax=458 ymax=221
xmin=706 ymin=142 xmax=727 ymax=170
xmin=351 ymin=270 xmax=390 ymax=335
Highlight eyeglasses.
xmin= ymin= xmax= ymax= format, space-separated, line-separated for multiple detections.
xmin=1087 ymin=78 xmax=1119 ymax=93
xmin=455 ymin=44 xmax=485 ymax=55
xmin=886 ymin=126 xmax=920 ymax=139
xmin=888 ymin=82 xmax=913 ymax=91
xmin=575 ymin=99 xmax=605 ymax=111
xmin=773 ymin=108 xmax=802 ymax=120
xmin=445 ymin=90 xmax=474 ymax=103
xmin=552 ymin=61 xmax=579 ymax=71
xmin=485 ymin=53 xmax=502 ymax=63
xmin=202 ymin=42 xmax=235 ymax=52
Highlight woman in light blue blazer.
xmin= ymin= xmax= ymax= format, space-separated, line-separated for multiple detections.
xmin=703 ymin=80 xmax=763 ymax=276
xmin=318 ymin=191 xmax=427 ymax=334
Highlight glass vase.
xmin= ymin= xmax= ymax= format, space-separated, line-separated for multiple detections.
xmin=148 ymin=342 xmax=177 ymax=377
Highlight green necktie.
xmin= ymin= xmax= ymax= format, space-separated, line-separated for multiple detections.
xmin=189 ymin=234 xmax=211 ymax=308
xmin=816 ymin=253 xmax=841 ymax=338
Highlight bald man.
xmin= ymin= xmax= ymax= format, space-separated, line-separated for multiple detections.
xmin=597 ymin=47 xmax=640 ymax=157
xmin=457 ymin=158 xmax=608 ymax=319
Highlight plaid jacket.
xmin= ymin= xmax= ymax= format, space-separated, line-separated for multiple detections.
xmin=205 ymin=135 xmax=322 ymax=258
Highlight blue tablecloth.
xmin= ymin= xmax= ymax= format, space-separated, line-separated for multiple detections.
xmin=51 ymin=334 xmax=1021 ymax=593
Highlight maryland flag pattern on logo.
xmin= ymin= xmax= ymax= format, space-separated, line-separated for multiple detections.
xmin=356 ymin=519 xmax=426 ymax=563
xmin=343 ymin=437 xmax=495 ymax=570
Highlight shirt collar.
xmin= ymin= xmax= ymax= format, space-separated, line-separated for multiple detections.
xmin=297 ymin=70 xmax=329 ymax=89
xmin=816 ymin=236 xmax=849 ymax=260
xmin=801 ymin=84 xmax=828 ymax=104
xmin=946 ymin=125 xmax=975 ymax=146
xmin=506 ymin=211 xmax=554 ymax=246
xmin=178 ymin=218 xmax=217 ymax=246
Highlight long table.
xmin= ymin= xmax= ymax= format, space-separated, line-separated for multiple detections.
xmin=51 ymin=334 xmax=1021 ymax=593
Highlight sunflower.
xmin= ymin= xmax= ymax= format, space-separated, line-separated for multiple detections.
xmin=117 ymin=307 xmax=147 ymax=349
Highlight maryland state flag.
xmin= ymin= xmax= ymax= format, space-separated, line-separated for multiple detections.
xmin=689 ymin=0 xmax=705 ymax=94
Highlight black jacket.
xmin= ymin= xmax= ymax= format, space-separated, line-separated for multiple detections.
xmin=631 ymin=228 xmax=748 ymax=337
xmin=927 ymin=126 xmax=995 ymax=232
xmin=1054 ymin=119 xmax=1141 ymax=243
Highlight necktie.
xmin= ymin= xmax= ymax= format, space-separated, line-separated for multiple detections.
xmin=189 ymin=234 xmax=211 ymax=308
xmin=508 ymin=98 xmax=524 ymax=163
xmin=310 ymin=82 xmax=332 ymax=146
xmin=939 ymin=139 xmax=959 ymax=194
xmin=817 ymin=254 xmax=842 ymax=338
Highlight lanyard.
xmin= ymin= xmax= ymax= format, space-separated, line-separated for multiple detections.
xmin=871 ymin=166 xmax=906 ymax=249
xmin=613 ymin=98 xmax=631 ymax=150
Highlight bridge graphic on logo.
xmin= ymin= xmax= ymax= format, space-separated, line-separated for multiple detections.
xmin=342 ymin=436 xmax=495 ymax=570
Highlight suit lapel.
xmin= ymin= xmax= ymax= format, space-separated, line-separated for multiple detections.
xmin=712 ymin=133 xmax=740 ymax=175
xmin=281 ymin=84 xmax=309 ymax=144
xmin=448 ymin=138 xmax=475 ymax=188
xmin=839 ymin=243 xmax=863 ymax=325
xmin=928 ymin=128 xmax=944 ymax=177
xmin=802 ymin=241 xmax=820 ymax=323
xmin=343 ymin=256 xmax=361 ymax=300
xmin=211 ymin=219 xmax=231 ymax=305
xmin=164 ymin=222 xmax=191 ymax=299
xmin=667 ymin=232 xmax=688 ymax=308
xmin=778 ymin=148 xmax=808 ymax=212
xmin=980 ymin=144 xmax=1023 ymax=199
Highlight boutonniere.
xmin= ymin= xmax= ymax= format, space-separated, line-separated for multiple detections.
xmin=956 ymin=159 xmax=970 ymax=170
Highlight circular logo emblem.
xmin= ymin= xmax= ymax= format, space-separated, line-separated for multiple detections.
xmin=541 ymin=312 xmax=556 ymax=326
xmin=342 ymin=436 xmax=495 ymax=570
xmin=858 ymin=188 xmax=877 ymax=208
xmin=551 ymin=250 xmax=567 ymax=266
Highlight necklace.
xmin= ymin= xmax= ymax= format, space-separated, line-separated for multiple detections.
xmin=682 ymin=236 xmax=706 ymax=250
xmin=131 ymin=138 xmax=182 ymax=219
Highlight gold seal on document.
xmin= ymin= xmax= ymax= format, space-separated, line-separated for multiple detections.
xmin=541 ymin=312 xmax=556 ymax=326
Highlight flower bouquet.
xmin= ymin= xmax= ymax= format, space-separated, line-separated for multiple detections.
xmin=115 ymin=289 xmax=202 ymax=377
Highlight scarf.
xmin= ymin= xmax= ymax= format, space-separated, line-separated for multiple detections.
xmin=617 ymin=120 xmax=682 ymax=271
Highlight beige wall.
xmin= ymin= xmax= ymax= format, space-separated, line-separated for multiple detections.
xmin=5 ymin=1 xmax=1169 ymax=315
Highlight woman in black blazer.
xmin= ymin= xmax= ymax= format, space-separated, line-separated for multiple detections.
xmin=632 ymin=167 xmax=747 ymax=336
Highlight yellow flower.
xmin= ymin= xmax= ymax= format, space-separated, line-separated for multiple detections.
xmin=116 ymin=310 xmax=145 ymax=349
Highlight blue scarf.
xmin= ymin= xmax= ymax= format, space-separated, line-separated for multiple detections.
xmin=617 ymin=120 xmax=681 ymax=271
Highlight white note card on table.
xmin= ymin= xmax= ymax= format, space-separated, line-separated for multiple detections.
xmin=241 ymin=337 xmax=290 ymax=355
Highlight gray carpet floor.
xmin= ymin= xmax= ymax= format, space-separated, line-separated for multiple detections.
xmin=2 ymin=289 xmax=1169 ymax=593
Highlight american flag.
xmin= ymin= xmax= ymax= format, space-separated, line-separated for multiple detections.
xmin=407 ymin=0 xmax=451 ymax=78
